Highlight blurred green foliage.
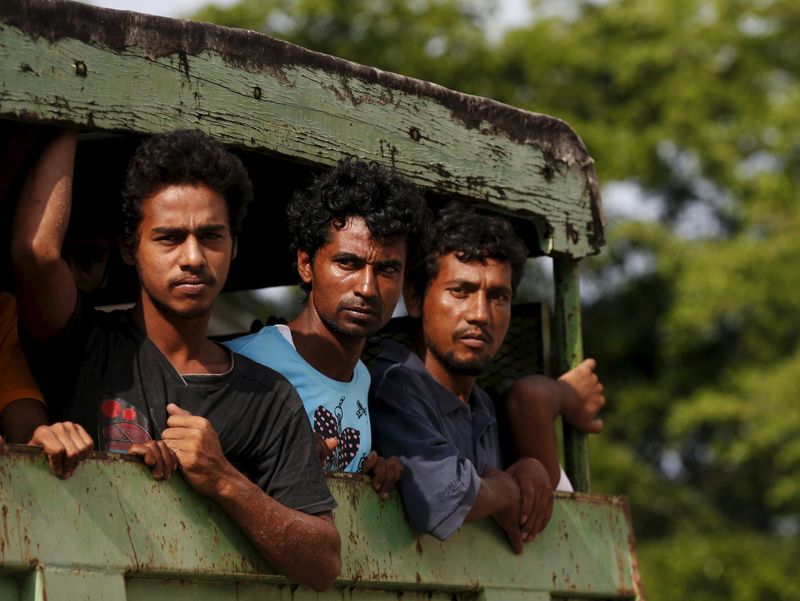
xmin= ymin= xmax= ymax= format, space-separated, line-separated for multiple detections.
xmin=193 ymin=0 xmax=800 ymax=598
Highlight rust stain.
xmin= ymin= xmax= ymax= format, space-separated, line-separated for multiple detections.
xmin=566 ymin=222 xmax=580 ymax=244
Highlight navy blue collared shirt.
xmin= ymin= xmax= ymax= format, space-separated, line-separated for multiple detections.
xmin=369 ymin=340 xmax=502 ymax=540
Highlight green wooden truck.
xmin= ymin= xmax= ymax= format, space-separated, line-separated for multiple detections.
xmin=0 ymin=1 xmax=643 ymax=599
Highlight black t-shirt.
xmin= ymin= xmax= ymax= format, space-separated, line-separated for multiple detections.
xmin=23 ymin=296 xmax=336 ymax=515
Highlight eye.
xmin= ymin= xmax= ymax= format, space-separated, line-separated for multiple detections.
xmin=489 ymin=290 xmax=511 ymax=303
xmin=448 ymin=286 xmax=468 ymax=298
xmin=378 ymin=264 xmax=399 ymax=275
xmin=336 ymin=257 xmax=360 ymax=269
xmin=155 ymin=234 xmax=181 ymax=244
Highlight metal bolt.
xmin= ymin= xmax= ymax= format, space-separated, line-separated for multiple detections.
xmin=253 ymin=86 xmax=262 ymax=100
xmin=75 ymin=61 xmax=87 ymax=77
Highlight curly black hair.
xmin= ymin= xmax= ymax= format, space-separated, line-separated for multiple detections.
xmin=410 ymin=202 xmax=528 ymax=298
xmin=286 ymin=158 xmax=431 ymax=291
xmin=120 ymin=130 xmax=253 ymax=249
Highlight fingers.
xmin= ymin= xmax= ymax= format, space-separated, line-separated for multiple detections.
xmin=314 ymin=434 xmax=338 ymax=466
xmin=361 ymin=450 xmax=379 ymax=473
xmin=378 ymin=457 xmax=403 ymax=499
xmin=587 ymin=417 xmax=605 ymax=434
xmin=28 ymin=421 xmax=94 ymax=479
xmin=166 ymin=413 xmax=211 ymax=430
xmin=517 ymin=476 xmax=535 ymax=536
xmin=580 ymin=357 xmax=597 ymax=372
xmin=527 ymin=484 xmax=554 ymax=540
xmin=128 ymin=440 xmax=178 ymax=480
xmin=505 ymin=525 xmax=524 ymax=555
xmin=363 ymin=454 xmax=404 ymax=499
xmin=166 ymin=403 xmax=191 ymax=416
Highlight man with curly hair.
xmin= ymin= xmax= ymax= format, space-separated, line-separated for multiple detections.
xmin=227 ymin=159 xmax=430 ymax=498
xmin=370 ymin=204 xmax=605 ymax=552
xmin=12 ymin=129 xmax=340 ymax=591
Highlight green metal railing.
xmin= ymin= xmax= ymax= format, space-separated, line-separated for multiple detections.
xmin=0 ymin=447 xmax=641 ymax=600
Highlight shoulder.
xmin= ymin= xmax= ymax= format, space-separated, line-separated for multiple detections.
xmin=223 ymin=326 xmax=275 ymax=356
xmin=229 ymin=351 xmax=304 ymax=415
xmin=371 ymin=346 xmax=435 ymax=410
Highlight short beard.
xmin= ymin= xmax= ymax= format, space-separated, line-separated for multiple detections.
xmin=319 ymin=309 xmax=380 ymax=340
xmin=423 ymin=334 xmax=490 ymax=376
xmin=145 ymin=287 xmax=211 ymax=320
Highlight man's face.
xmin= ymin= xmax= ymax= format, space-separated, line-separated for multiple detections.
xmin=126 ymin=183 xmax=234 ymax=320
xmin=420 ymin=253 xmax=513 ymax=376
xmin=299 ymin=216 xmax=406 ymax=339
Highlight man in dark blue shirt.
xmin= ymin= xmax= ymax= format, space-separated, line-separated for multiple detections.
xmin=370 ymin=204 xmax=605 ymax=553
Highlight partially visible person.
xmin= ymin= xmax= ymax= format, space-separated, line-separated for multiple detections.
xmin=227 ymin=159 xmax=431 ymax=499
xmin=370 ymin=204 xmax=604 ymax=553
xmin=12 ymin=128 xmax=340 ymax=590
xmin=1 ymin=291 xmax=93 ymax=478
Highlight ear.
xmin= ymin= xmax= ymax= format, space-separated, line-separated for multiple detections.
xmin=404 ymin=280 xmax=422 ymax=318
xmin=297 ymin=248 xmax=313 ymax=285
xmin=119 ymin=238 xmax=135 ymax=266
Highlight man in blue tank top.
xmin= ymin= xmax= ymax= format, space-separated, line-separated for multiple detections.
xmin=227 ymin=159 xmax=432 ymax=497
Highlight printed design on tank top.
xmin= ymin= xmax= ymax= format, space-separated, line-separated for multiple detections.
xmin=99 ymin=397 xmax=152 ymax=452
xmin=313 ymin=395 xmax=361 ymax=471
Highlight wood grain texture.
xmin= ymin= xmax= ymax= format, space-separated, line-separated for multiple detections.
xmin=0 ymin=0 xmax=605 ymax=257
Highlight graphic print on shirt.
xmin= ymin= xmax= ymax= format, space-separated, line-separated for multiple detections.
xmin=313 ymin=396 xmax=361 ymax=471
xmin=99 ymin=397 xmax=152 ymax=452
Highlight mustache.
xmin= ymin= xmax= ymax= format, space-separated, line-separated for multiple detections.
xmin=169 ymin=274 xmax=214 ymax=287
xmin=338 ymin=298 xmax=382 ymax=315
xmin=452 ymin=326 xmax=493 ymax=345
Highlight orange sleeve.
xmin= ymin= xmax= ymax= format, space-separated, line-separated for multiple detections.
xmin=0 ymin=292 xmax=45 ymax=413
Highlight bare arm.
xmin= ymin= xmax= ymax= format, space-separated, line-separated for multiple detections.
xmin=162 ymin=404 xmax=341 ymax=591
xmin=11 ymin=130 xmax=79 ymax=341
xmin=465 ymin=469 xmax=524 ymax=554
xmin=505 ymin=359 xmax=605 ymax=486
xmin=1 ymin=397 xmax=49 ymax=443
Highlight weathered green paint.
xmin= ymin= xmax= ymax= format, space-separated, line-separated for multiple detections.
xmin=553 ymin=255 xmax=591 ymax=493
xmin=0 ymin=0 xmax=604 ymax=258
xmin=0 ymin=448 xmax=640 ymax=599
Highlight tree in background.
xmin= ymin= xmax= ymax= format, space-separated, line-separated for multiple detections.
xmin=193 ymin=1 xmax=800 ymax=598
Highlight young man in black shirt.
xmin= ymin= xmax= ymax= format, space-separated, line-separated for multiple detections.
xmin=12 ymin=129 xmax=341 ymax=591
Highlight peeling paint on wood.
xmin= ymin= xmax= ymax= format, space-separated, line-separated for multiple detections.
xmin=0 ymin=0 xmax=605 ymax=257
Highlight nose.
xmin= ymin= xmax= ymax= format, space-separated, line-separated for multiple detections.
xmin=179 ymin=236 xmax=206 ymax=271
xmin=465 ymin=291 xmax=489 ymax=325
xmin=354 ymin=266 xmax=379 ymax=299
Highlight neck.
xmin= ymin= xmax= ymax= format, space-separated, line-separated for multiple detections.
xmin=420 ymin=349 xmax=476 ymax=404
xmin=132 ymin=292 xmax=228 ymax=375
xmin=288 ymin=302 xmax=364 ymax=382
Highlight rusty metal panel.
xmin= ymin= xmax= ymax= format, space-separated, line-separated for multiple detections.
xmin=0 ymin=448 xmax=642 ymax=599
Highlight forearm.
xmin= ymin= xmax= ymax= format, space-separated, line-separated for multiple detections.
xmin=506 ymin=378 xmax=563 ymax=486
xmin=211 ymin=467 xmax=341 ymax=591
xmin=0 ymin=398 xmax=49 ymax=443
xmin=11 ymin=130 xmax=79 ymax=340
xmin=465 ymin=470 xmax=516 ymax=522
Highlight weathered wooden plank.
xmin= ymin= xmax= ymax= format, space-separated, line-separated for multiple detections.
xmin=0 ymin=448 xmax=639 ymax=598
xmin=0 ymin=0 xmax=604 ymax=257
